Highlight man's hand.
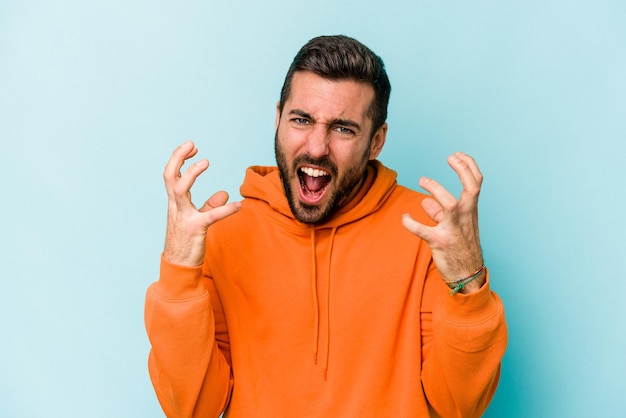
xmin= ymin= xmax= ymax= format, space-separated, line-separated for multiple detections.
xmin=163 ymin=141 xmax=241 ymax=266
xmin=402 ymin=152 xmax=485 ymax=294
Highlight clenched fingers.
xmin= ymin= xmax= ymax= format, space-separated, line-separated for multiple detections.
xmin=401 ymin=213 xmax=430 ymax=242
xmin=171 ymin=159 xmax=210 ymax=207
xmin=418 ymin=176 xmax=457 ymax=215
xmin=199 ymin=191 xmax=242 ymax=222
xmin=447 ymin=152 xmax=482 ymax=208
xmin=163 ymin=141 xmax=199 ymax=195
xmin=202 ymin=200 xmax=242 ymax=225
xmin=199 ymin=191 xmax=231 ymax=213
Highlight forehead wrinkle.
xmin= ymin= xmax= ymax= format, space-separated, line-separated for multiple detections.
xmin=328 ymin=117 xmax=361 ymax=130
xmin=286 ymin=72 xmax=372 ymax=125
xmin=288 ymin=109 xmax=313 ymax=119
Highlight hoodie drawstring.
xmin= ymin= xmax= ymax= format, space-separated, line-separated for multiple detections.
xmin=310 ymin=227 xmax=320 ymax=365
xmin=322 ymin=226 xmax=337 ymax=380
xmin=310 ymin=226 xmax=338 ymax=380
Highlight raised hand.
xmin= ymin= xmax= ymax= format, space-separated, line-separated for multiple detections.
xmin=163 ymin=141 xmax=241 ymax=266
xmin=401 ymin=152 xmax=485 ymax=294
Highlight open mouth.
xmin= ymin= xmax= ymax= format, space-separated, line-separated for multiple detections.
xmin=298 ymin=167 xmax=331 ymax=203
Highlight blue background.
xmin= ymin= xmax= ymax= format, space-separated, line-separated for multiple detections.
xmin=1 ymin=1 xmax=624 ymax=416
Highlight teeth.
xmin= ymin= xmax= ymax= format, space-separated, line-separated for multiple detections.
xmin=300 ymin=167 xmax=329 ymax=178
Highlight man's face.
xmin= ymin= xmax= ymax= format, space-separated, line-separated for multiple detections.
xmin=275 ymin=70 xmax=387 ymax=224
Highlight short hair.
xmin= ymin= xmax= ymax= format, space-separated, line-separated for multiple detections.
xmin=278 ymin=35 xmax=391 ymax=136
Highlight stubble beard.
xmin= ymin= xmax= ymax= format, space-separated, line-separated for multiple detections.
xmin=274 ymin=131 xmax=370 ymax=225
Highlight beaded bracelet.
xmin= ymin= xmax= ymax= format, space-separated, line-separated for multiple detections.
xmin=447 ymin=265 xmax=486 ymax=295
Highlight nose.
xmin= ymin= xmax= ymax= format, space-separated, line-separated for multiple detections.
xmin=305 ymin=124 xmax=330 ymax=158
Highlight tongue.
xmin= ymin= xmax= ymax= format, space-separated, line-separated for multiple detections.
xmin=303 ymin=174 xmax=328 ymax=193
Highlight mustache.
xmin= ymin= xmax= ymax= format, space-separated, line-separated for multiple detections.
xmin=293 ymin=155 xmax=337 ymax=177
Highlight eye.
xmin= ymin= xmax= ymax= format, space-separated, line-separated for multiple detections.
xmin=291 ymin=117 xmax=310 ymax=126
xmin=332 ymin=125 xmax=356 ymax=137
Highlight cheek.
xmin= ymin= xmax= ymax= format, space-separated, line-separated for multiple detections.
xmin=332 ymin=142 xmax=370 ymax=170
xmin=280 ymin=131 xmax=312 ymax=159
xmin=276 ymin=128 xmax=293 ymax=154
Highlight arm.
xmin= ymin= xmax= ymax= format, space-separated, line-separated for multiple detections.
xmin=145 ymin=141 xmax=240 ymax=417
xmin=420 ymin=265 xmax=507 ymax=417
xmin=145 ymin=259 xmax=233 ymax=418
xmin=403 ymin=153 xmax=507 ymax=416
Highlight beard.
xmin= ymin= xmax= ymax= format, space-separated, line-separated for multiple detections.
xmin=274 ymin=131 xmax=370 ymax=225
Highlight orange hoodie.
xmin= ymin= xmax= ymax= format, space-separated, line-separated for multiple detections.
xmin=145 ymin=161 xmax=507 ymax=418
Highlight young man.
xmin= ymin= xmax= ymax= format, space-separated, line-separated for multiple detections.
xmin=145 ymin=35 xmax=507 ymax=417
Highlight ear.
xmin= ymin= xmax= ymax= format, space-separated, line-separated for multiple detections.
xmin=275 ymin=101 xmax=281 ymax=131
xmin=368 ymin=122 xmax=387 ymax=160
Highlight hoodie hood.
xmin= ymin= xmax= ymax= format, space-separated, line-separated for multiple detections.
xmin=238 ymin=160 xmax=399 ymax=378
xmin=239 ymin=160 xmax=398 ymax=229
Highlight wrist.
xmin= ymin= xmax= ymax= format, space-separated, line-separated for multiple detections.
xmin=454 ymin=270 xmax=486 ymax=294
xmin=444 ymin=265 xmax=486 ymax=295
xmin=163 ymin=236 xmax=206 ymax=267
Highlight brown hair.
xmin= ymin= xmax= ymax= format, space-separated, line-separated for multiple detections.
xmin=278 ymin=35 xmax=391 ymax=136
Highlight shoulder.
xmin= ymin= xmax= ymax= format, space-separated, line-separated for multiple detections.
xmin=382 ymin=184 xmax=435 ymax=226
xmin=386 ymin=183 xmax=429 ymax=208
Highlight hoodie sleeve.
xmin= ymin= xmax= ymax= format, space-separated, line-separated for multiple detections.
xmin=144 ymin=255 xmax=233 ymax=418
xmin=420 ymin=268 xmax=508 ymax=418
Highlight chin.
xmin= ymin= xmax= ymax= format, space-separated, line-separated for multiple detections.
xmin=291 ymin=189 xmax=337 ymax=225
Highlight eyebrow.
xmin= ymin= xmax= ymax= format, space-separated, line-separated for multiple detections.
xmin=288 ymin=109 xmax=362 ymax=132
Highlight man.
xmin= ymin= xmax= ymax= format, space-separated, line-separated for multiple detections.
xmin=145 ymin=35 xmax=507 ymax=418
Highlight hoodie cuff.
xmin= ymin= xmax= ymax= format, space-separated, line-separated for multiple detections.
xmin=440 ymin=271 xmax=501 ymax=324
xmin=151 ymin=253 xmax=207 ymax=300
